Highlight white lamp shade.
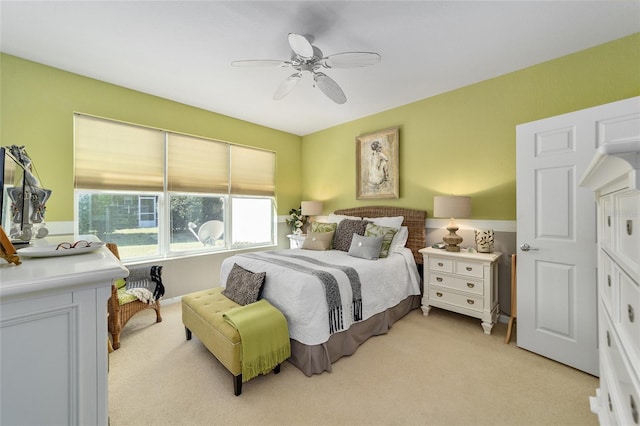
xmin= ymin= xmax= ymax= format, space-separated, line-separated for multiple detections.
xmin=301 ymin=201 xmax=323 ymax=216
xmin=433 ymin=196 xmax=471 ymax=219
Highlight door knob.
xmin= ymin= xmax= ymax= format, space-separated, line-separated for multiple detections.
xmin=520 ymin=243 xmax=538 ymax=252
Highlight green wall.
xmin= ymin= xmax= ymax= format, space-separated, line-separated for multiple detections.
xmin=0 ymin=54 xmax=302 ymax=221
xmin=2 ymin=33 xmax=639 ymax=224
xmin=301 ymin=33 xmax=640 ymax=219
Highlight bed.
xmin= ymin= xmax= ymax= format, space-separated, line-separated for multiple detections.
xmin=220 ymin=206 xmax=426 ymax=376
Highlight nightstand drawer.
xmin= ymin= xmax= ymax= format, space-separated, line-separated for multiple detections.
xmin=455 ymin=261 xmax=484 ymax=278
xmin=429 ymin=273 xmax=483 ymax=296
xmin=429 ymin=257 xmax=453 ymax=273
xmin=429 ymin=288 xmax=482 ymax=312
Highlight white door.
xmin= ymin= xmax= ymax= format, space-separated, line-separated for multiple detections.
xmin=516 ymin=97 xmax=640 ymax=376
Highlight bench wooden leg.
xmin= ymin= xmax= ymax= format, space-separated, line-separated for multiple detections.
xmin=185 ymin=327 xmax=192 ymax=340
xmin=234 ymin=374 xmax=242 ymax=396
xmin=274 ymin=364 xmax=281 ymax=374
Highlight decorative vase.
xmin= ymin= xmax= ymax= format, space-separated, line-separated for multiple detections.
xmin=474 ymin=229 xmax=494 ymax=253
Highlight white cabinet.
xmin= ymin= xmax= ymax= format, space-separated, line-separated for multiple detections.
xmin=581 ymin=139 xmax=640 ymax=425
xmin=0 ymin=245 xmax=128 ymax=426
xmin=419 ymin=247 xmax=501 ymax=334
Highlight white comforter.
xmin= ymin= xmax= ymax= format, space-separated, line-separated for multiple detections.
xmin=220 ymin=247 xmax=421 ymax=345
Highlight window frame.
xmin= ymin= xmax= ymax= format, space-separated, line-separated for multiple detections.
xmin=73 ymin=114 xmax=277 ymax=261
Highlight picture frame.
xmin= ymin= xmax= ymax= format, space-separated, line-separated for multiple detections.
xmin=0 ymin=226 xmax=21 ymax=265
xmin=356 ymin=127 xmax=399 ymax=200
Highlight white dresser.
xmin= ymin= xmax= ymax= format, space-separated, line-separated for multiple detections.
xmin=0 ymin=244 xmax=128 ymax=426
xmin=581 ymin=140 xmax=640 ymax=425
xmin=419 ymin=247 xmax=501 ymax=334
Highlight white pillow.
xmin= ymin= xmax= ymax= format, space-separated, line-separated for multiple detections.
xmin=364 ymin=216 xmax=404 ymax=230
xmin=391 ymin=226 xmax=409 ymax=251
xmin=328 ymin=213 xmax=361 ymax=223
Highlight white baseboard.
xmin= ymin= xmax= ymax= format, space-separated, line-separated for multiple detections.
xmin=161 ymin=296 xmax=182 ymax=306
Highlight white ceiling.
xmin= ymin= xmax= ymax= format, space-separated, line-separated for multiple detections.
xmin=1 ymin=1 xmax=639 ymax=136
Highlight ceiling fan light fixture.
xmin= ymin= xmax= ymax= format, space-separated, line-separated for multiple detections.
xmin=232 ymin=33 xmax=379 ymax=104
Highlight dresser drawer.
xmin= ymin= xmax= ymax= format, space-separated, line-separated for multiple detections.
xmin=616 ymin=190 xmax=639 ymax=275
xmin=601 ymin=253 xmax=617 ymax=319
xmin=601 ymin=193 xmax=614 ymax=252
xmin=454 ymin=260 xmax=484 ymax=278
xmin=429 ymin=257 xmax=453 ymax=273
xmin=599 ymin=360 xmax=621 ymax=426
xmin=619 ymin=271 xmax=640 ymax=371
xmin=601 ymin=312 xmax=640 ymax=426
xmin=429 ymin=273 xmax=483 ymax=296
xmin=429 ymin=288 xmax=482 ymax=312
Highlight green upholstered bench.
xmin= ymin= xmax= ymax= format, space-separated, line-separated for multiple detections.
xmin=181 ymin=287 xmax=282 ymax=396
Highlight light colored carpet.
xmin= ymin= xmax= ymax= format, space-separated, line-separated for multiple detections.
xmin=108 ymin=302 xmax=598 ymax=426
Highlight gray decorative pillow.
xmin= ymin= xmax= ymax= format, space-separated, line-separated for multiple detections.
xmin=222 ymin=263 xmax=266 ymax=306
xmin=334 ymin=219 xmax=370 ymax=251
xmin=365 ymin=223 xmax=398 ymax=258
xmin=348 ymin=234 xmax=384 ymax=260
xmin=302 ymin=231 xmax=334 ymax=251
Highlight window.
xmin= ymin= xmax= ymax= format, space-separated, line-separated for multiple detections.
xmin=74 ymin=114 xmax=276 ymax=260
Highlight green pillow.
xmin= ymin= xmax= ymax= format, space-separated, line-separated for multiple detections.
xmin=115 ymin=278 xmax=126 ymax=289
xmin=365 ymin=223 xmax=398 ymax=258
xmin=311 ymin=221 xmax=337 ymax=233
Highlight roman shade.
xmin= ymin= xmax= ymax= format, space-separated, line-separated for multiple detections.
xmin=74 ymin=114 xmax=164 ymax=191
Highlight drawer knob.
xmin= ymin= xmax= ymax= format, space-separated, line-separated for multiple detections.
xmin=606 ymin=330 xmax=611 ymax=347
xmin=629 ymin=304 xmax=635 ymax=323
xmin=438 ymin=262 xmax=444 ymax=267
xmin=627 ymin=219 xmax=633 ymax=236
xmin=466 ymin=267 xmax=473 ymax=271
xmin=436 ymin=292 xmax=443 ymax=297
xmin=630 ymin=395 xmax=638 ymax=424
xmin=607 ymin=275 xmax=611 ymax=287
xmin=467 ymin=283 xmax=475 ymax=288
xmin=608 ymin=393 xmax=613 ymax=412
xmin=436 ymin=277 xmax=443 ymax=282
xmin=467 ymin=299 xmax=474 ymax=305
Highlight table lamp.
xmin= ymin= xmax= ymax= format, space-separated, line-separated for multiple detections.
xmin=301 ymin=201 xmax=323 ymax=233
xmin=434 ymin=195 xmax=471 ymax=252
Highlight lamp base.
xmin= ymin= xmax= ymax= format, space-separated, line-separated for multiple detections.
xmin=442 ymin=225 xmax=463 ymax=252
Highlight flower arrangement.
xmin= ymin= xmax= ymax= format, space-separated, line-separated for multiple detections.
xmin=285 ymin=207 xmax=306 ymax=234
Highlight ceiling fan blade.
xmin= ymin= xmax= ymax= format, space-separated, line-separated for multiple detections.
xmin=273 ymin=73 xmax=301 ymax=100
xmin=231 ymin=60 xmax=289 ymax=67
xmin=288 ymin=33 xmax=314 ymax=59
xmin=313 ymin=72 xmax=347 ymax=104
xmin=323 ymin=52 xmax=381 ymax=69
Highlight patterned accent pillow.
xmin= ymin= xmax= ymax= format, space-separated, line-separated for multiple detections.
xmin=333 ymin=219 xmax=370 ymax=252
xmin=222 ymin=263 xmax=266 ymax=306
xmin=365 ymin=223 xmax=399 ymax=258
xmin=311 ymin=221 xmax=338 ymax=233
xmin=302 ymin=231 xmax=334 ymax=250
xmin=348 ymin=234 xmax=384 ymax=260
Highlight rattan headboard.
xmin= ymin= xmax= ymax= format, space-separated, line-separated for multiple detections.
xmin=333 ymin=206 xmax=426 ymax=265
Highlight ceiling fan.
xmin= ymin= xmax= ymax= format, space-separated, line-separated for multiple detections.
xmin=231 ymin=33 xmax=381 ymax=104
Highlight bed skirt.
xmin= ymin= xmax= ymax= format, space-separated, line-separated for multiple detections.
xmin=288 ymin=294 xmax=421 ymax=376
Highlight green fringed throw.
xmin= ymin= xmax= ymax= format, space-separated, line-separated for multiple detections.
xmin=223 ymin=299 xmax=291 ymax=383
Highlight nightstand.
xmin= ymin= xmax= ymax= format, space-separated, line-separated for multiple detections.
xmin=287 ymin=234 xmax=306 ymax=249
xmin=419 ymin=247 xmax=501 ymax=334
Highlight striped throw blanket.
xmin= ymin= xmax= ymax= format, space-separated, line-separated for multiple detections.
xmin=239 ymin=251 xmax=363 ymax=334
